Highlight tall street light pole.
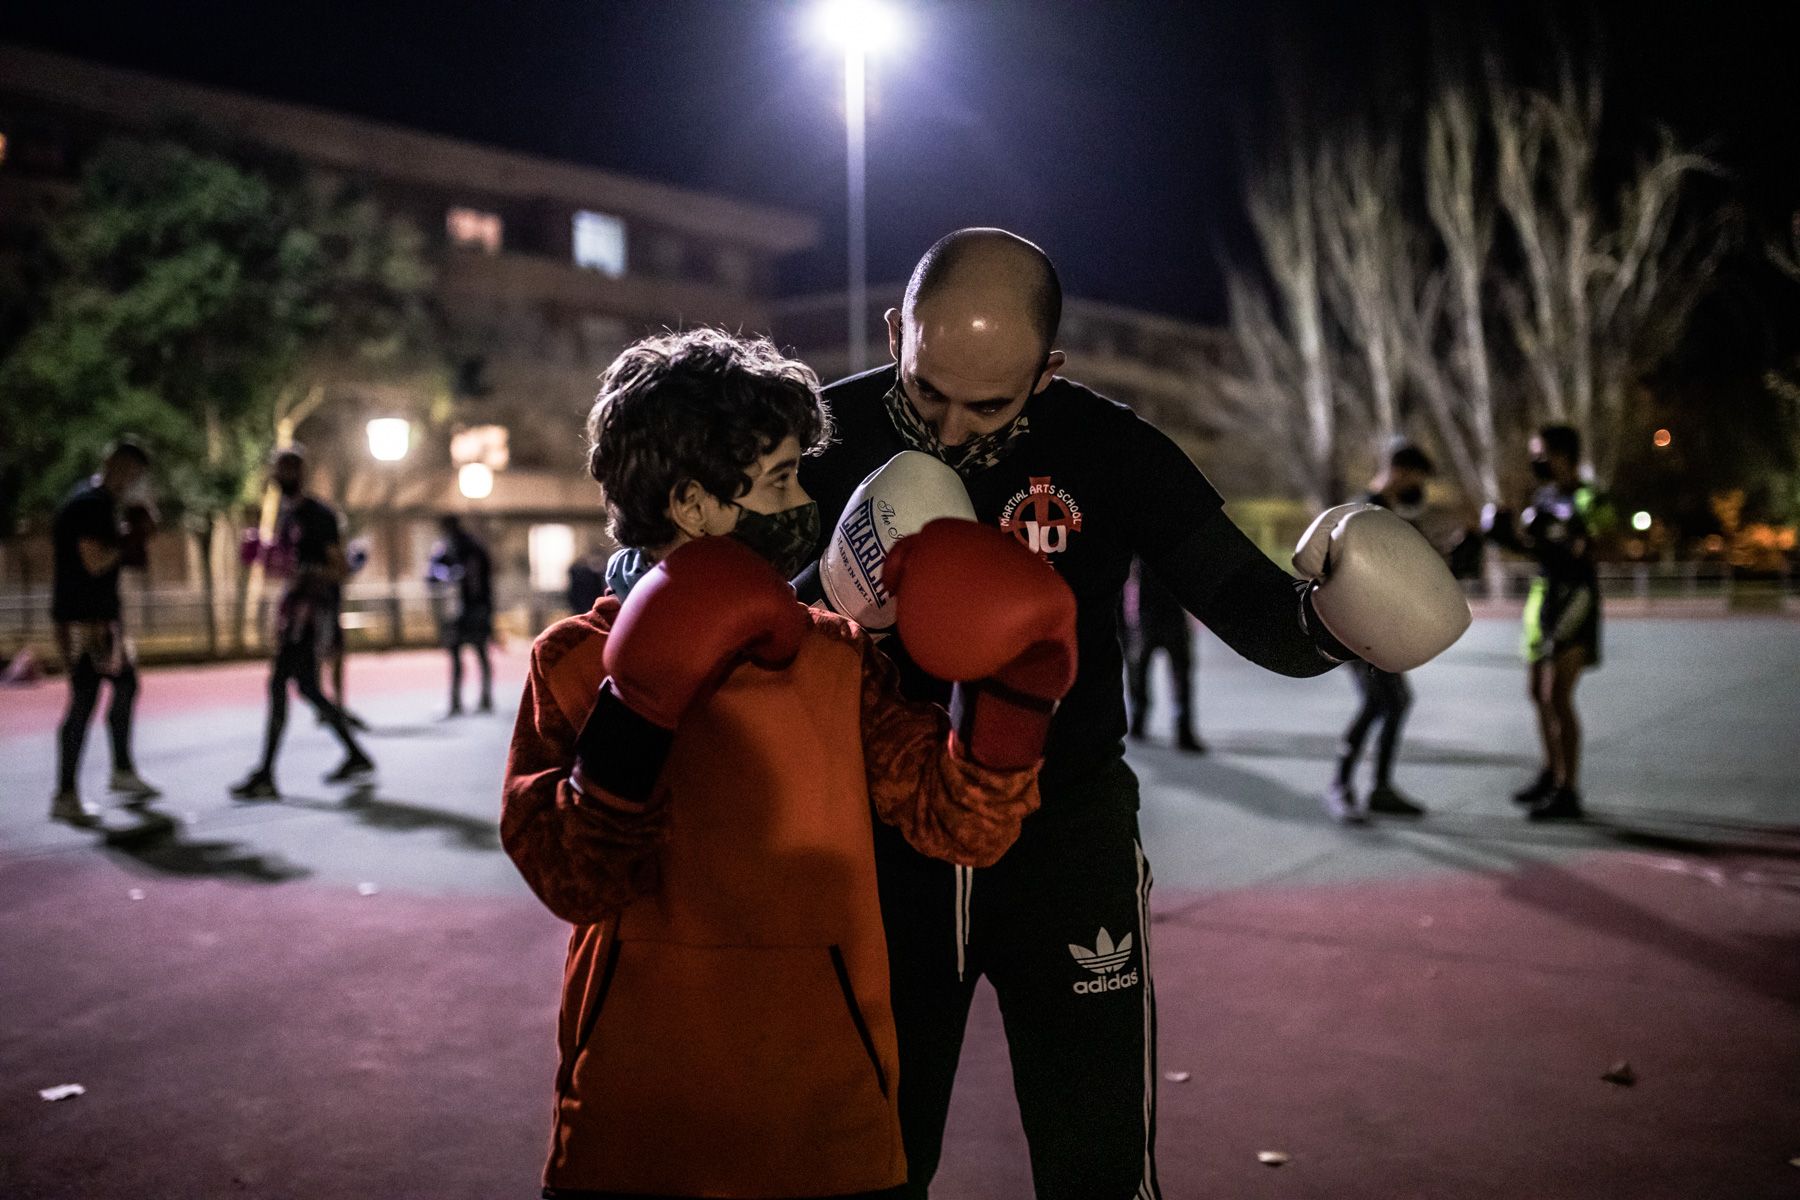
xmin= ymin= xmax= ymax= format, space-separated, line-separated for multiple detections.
xmin=818 ymin=0 xmax=901 ymax=375
xmin=844 ymin=42 xmax=868 ymax=373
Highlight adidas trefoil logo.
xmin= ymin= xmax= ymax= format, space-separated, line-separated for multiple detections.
xmin=1068 ymin=928 xmax=1139 ymax=994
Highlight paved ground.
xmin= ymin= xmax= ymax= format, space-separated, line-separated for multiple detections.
xmin=2 ymin=615 xmax=1799 ymax=1198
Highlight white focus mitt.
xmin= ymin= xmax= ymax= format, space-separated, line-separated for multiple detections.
xmin=820 ymin=451 xmax=977 ymax=633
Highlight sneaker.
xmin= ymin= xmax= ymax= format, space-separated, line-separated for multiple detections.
xmin=324 ymin=754 xmax=376 ymax=784
xmin=1367 ymin=785 xmax=1426 ymax=817
xmin=109 ymin=769 xmax=162 ymax=801
xmin=230 ymin=771 xmax=280 ymax=801
xmin=1527 ymin=787 xmax=1585 ymax=822
xmin=1321 ymin=781 xmax=1367 ymax=825
xmin=1176 ymin=729 xmax=1208 ymax=755
xmin=50 ymin=790 xmax=100 ymax=826
xmin=1512 ymin=771 xmax=1555 ymax=806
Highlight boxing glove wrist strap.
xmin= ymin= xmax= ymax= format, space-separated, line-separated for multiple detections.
xmin=1299 ymin=583 xmax=1355 ymax=665
xmin=950 ymin=679 xmax=1056 ymax=772
xmin=572 ymin=680 xmax=676 ymax=805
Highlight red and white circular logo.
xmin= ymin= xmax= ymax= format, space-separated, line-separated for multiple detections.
xmin=1000 ymin=476 xmax=1084 ymax=557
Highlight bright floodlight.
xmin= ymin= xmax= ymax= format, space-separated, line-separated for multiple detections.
xmin=816 ymin=0 xmax=903 ymax=53
xmin=366 ymin=417 xmax=411 ymax=463
xmin=1631 ymin=510 xmax=1653 ymax=532
xmin=458 ymin=462 xmax=495 ymax=500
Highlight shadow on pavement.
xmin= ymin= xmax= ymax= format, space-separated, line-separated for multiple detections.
xmin=339 ymin=785 xmax=501 ymax=850
xmin=1498 ymin=858 xmax=1800 ymax=1005
xmin=99 ymin=808 xmax=310 ymax=883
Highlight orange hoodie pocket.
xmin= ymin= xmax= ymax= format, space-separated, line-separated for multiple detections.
xmin=563 ymin=939 xmax=899 ymax=1196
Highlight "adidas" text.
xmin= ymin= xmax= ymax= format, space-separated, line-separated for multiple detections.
xmin=1073 ymin=969 xmax=1139 ymax=995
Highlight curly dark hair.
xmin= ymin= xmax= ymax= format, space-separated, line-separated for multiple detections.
xmin=586 ymin=328 xmax=833 ymax=550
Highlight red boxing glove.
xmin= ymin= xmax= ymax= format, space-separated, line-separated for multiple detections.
xmin=575 ymin=537 xmax=808 ymax=804
xmin=885 ymin=519 xmax=1078 ymax=770
xmin=605 ymin=536 xmax=808 ymax=728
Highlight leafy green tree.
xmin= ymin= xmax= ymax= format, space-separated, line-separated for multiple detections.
xmin=0 ymin=133 xmax=436 ymax=652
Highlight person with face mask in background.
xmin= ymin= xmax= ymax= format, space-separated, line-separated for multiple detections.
xmin=502 ymin=328 xmax=1078 ymax=1199
xmin=1482 ymin=425 xmax=1611 ymax=822
xmin=230 ymin=446 xmax=376 ymax=798
xmin=1322 ymin=441 xmax=1438 ymax=823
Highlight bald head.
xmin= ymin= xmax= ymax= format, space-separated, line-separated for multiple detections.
xmin=903 ymin=228 xmax=1062 ymax=356
xmin=885 ymin=229 xmax=1068 ymax=451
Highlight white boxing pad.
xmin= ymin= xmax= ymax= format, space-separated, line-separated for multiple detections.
xmin=821 ymin=451 xmax=976 ymax=632
xmin=1296 ymin=505 xmax=1473 ymax=673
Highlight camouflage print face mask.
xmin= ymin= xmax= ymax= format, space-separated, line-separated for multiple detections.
xmin=728 ymin=500 xmax=820 ymax=583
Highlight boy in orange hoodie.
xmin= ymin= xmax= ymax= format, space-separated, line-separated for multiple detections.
xmin=502 ymin=328 xmax=1077 ymax=1200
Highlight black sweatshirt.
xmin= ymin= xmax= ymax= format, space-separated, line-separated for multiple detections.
xmin=799 ymin=366 xmax=1341 ymax=813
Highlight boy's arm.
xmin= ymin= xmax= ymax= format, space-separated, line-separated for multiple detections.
xmin=859 ymin=634 xmax=1040 ymax=868
xmin=500 ymin=640 xmax=669 ymax=925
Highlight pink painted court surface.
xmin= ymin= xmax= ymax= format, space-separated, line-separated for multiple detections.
xmin=3 ymin=615 xmax=1799 ymax=1198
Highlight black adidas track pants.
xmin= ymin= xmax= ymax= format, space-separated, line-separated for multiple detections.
xmin=874 ymin=801 xmax=1161 ymax=1200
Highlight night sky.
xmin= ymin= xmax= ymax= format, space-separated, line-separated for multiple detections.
xmin=3 ymin=0 xmax=1798 ymax=327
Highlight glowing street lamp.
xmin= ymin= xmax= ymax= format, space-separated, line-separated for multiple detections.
xmin=814 ymin=0 xmax=905 ymax=373
xmin=1631 ymin=510 xmax=1653 ymax=532
xmin=458 ymin=462 xmax=495 ymax=500
xmin=366 ymin=417 xmax=411 ymax=463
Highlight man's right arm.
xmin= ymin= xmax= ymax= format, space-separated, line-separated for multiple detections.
xmin=1121 ymin=414 xmax=1345 ymax=677
xmin=1147 ymin=510 xmax=1348 ymax=679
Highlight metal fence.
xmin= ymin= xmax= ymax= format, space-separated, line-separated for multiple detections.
xmin=2 ymin=560 xmax=1794 ymax=666
xmin=0 ymin=579 xmax=579 ymax=664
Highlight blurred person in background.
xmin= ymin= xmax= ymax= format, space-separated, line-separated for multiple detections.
xmin=567 ymin=546 xmax=606 ymax=615
xmin=49 ymin=439 xmax=160 ymax=824
xmin=1483 ymin=425 xmax=1611 ymax=822
xmin=231 ymin=446 xmax=376 ymax=798
xmin=319 ymin=533 xmax=371 ymax=731
xmin=1322 ymin=441 xmax=1437 ymax=823
xmin=1123 ymin=557 xmax=1205 ymax=753
xmin=427 ymin=513 xmax=495 ymax=715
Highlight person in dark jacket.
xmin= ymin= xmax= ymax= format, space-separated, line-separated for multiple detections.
xmin=427 ymin=514 xmax=496 ymax=715
xmin=49 ymin=439 xmax=159 ymax=824
xmin=1123 ymin=557 xmax=1205 ymax=753
xmin=1322 ymin=441 xmax=1437 ymax=823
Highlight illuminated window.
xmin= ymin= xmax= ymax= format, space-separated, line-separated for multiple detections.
xmin=529 ymin=524 xmax=577 ymax=592
xmin=573 ymin=210 xmax=627 ymax=276
xmin=446 ymin=206 xmax=503 ymax=254
xmin=451 ymin=424 xmax=510 ymax=470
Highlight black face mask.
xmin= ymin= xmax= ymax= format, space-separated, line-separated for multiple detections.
xmin=729 ymin=500 xmax=820 ymax=582
xmin=1530 ymin=458 xmax=1556 ymax=481
xmin=277 ymin=477 xmax=302 ymax=497
xmin=1394 ymin=485 xmax=1425 ymax=508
